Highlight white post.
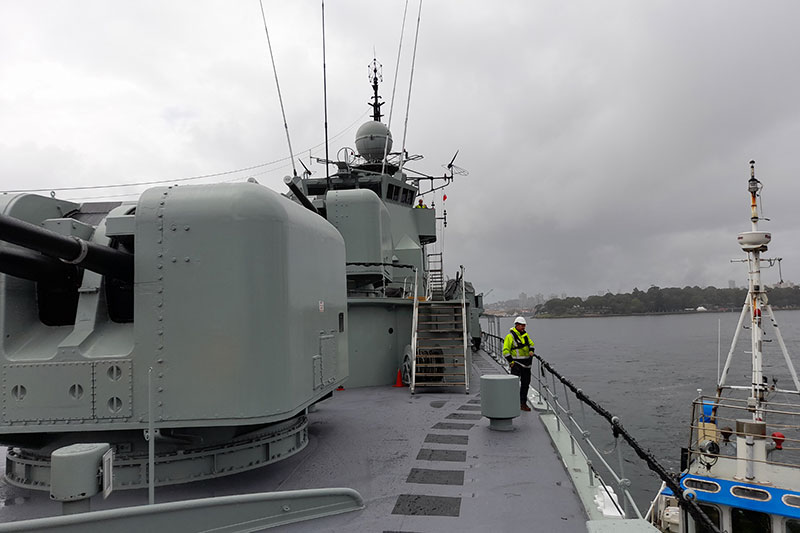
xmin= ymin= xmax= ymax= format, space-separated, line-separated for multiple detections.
xmin=410 ymin=268 xmax=419 ymax=394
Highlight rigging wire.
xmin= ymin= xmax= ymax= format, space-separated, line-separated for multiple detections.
xmin=398 ymin=0 xmax=423 ymax=176
xmin=259 ymin=0 xmax=297 ymax=178
xmin=1 ymin=111 xmax=368 ymax=196
xmin=381 ymin=0 xmax=410 ymax=176
xmin=321 ymin=0 xmax=331 ymax=188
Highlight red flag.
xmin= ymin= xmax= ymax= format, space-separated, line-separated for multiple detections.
xmin=443 ymin=194 xmax=447 ymax=202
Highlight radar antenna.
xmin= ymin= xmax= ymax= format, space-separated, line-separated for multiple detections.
xmin=368 ymin=58 xmax=384 ymax=122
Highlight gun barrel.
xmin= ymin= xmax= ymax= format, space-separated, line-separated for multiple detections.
xmin=283 ymin=175 xmax=319 ymax=214
xmin=0 ymin=214 xmax=133 ymax=283
xmin=0 ymin=247 xmax=80 ymax=284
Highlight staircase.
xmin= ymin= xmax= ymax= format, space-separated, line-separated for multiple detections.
xmin=410 ymin=267 xmax=470 ymax=394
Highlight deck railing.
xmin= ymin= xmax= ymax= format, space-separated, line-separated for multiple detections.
xmin=688 ymin=394 xmax=800 ymax=472
xmin=481 ymin=325 xmax=640 ymax=518
xmin=481 ymin=319 xmax=718 ymax=532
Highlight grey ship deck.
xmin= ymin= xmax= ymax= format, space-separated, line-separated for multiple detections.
xmin=0 ymin=350 xmax=588 ymax=532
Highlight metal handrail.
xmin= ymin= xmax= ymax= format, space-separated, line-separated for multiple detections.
xmin=410 ymin=267 xmax=419 ymax=394
xmin=481 ymin=330 xmax=643 ymax=519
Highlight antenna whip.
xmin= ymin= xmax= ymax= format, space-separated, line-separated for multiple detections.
xmin=398 ymin=0 xmax=423 ymax=176
xmin=322 ymin=0 xmax=331 ymax=187
xmin=259 ymin=0 xmax=297 ymax=177
xmin=381 ymin=0 xmax=410 ymax=176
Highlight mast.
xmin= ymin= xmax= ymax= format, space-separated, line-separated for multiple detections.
xmin=717 ymin=161 xmax=800 ymax=413
xmin=368 ymin=58 xmax=384 ymax=122
xmin=745 ymin=160 xmax=767 ymax=420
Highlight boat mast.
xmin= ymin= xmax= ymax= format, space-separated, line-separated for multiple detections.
xmin=745 ymin=161 xmax=767 ymax=419
xmin=717 ymin=162 xmax=800 ymax=411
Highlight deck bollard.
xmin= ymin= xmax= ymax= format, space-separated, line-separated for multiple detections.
xmin=50 ymin=443 xmax=112 ymax=515
xmin=481 ymin=374 xmax=520 ymax=431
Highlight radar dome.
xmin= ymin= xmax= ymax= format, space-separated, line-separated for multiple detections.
xmin=355 ymin=121 xmax=392 ymax=161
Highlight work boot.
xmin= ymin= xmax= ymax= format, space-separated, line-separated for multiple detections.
xmin=521 ymin=404 xmax=531 ymax=412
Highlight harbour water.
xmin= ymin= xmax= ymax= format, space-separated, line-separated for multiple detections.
xmin=485 ymin=309 xmax=800 ymax=511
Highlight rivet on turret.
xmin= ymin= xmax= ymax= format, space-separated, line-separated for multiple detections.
xmin=171 ymin=226 xmax=177 ymax=231
xmin=157 ymin=345 xmax=163 ymax=350
xmin=157 ymin=265 xmax=163 ymax=270
xmin=171 ymin=257 xmax=177 ymax=263
xmin=184 ymin=226 xmax=190 ymax=231
xmin=157 ymin=253 xmax=163 ymax=258
xmin=184 ymin=257 xmax=190 ymax=263
xmin=157 ymin=359 xmax=164 ymax=364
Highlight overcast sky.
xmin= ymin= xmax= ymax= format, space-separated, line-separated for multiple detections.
xmin=2 ymin=1 xmax=800 ymax=303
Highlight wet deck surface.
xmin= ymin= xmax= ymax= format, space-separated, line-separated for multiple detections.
xmin=0 ymin=350 xmax=588 ymax=532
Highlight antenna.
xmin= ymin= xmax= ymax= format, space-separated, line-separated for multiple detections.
xmin=442 ymin=150 xmax=469 ymax=176
xmin=368 ymin=58 xmax=384 ymax=121
xmin=258 ymin=1 xmax=297 ymax=177
xmin=398 ymin=0 xmax=423 ymax=176
xmin=322 ymin=0 xmax=331 ymax=188
xmin=381 ymin=0 xmax=410 ymax=176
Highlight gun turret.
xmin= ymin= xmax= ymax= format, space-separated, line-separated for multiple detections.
xmin=0 ymin=213 xmax=133 ymax=283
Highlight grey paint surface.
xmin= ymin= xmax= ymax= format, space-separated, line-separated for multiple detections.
xmin=0 ymin=350 xmax=590 ymax=532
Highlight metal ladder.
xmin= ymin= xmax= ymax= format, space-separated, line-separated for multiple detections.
xmin=426 ymin=253 xmax=445 ymax=301
xmin=410 ymin=266 xmax=470 ymax=393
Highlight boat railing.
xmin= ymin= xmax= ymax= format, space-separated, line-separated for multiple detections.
xmin=480 ymin=328 xmax=641 ymax=518
xmin=410 ymin=267 xmax=419 ymax=393
xmin=688 ymin=394 xmax=800 ymax=471
xmin=480 ymin=323 xmax=717 ymax=530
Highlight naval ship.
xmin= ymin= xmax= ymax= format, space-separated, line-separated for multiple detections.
xmin=0 ymin=53 xmax=668 ymax=530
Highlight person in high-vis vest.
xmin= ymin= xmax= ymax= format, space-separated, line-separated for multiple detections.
xmin=503 ymin=316 xmax=534 ymax=411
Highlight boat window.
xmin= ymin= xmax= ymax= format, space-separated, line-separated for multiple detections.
xmin=731 ymin=486 xmax=771 ymax=501
xmin=391 ymin=185 xmax=400 ymax=201
xmin=784 ymin=495 xmax=800 ymax=509
xmin=787 ymin=518 xmax=800 ymax=533
xmin=386 ymin=184 xmax=396 ymax=201
xmin=731 ymin=507 xmax=771 ymax=532
xmin=401 ymin=188 xmax=410 ymax=204
xmin=685 ymin=479 xmax=721 ymax=493
xmin=694 ymin=504 xmax=721 ymax=533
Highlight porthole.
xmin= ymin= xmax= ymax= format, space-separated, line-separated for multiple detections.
xmin=685 ymin=478 xmax=720 ymax=493
xmin=731 ymin=485 xmax=770 ymax=501
xmin=783 ymin=494 xmax=800 ymax=508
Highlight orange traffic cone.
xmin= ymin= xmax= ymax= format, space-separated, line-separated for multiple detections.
xmin=392 ymin=369 xmax=405 ymax=387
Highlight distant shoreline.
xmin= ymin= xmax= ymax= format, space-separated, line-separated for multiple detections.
xmin=486 ymin=307 xmax=800 ymax=320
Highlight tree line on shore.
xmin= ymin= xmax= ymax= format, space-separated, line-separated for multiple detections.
xmin=536 ymin=285 xmax=800 ymax=317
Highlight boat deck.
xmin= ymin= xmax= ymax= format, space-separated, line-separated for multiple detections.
xmin=0 ymin=350 xmax=589 ymax=531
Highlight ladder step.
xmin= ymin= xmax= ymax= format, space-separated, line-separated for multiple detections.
xmin=413 ymin=382 xmax=467 ymax=386
xmin=415 ymin=373 xmax=467 ymax=377
xmin=415 ymin=363 xmax=465 ymax=367
xmin=417 ymin=346 xmax=466 ymax=350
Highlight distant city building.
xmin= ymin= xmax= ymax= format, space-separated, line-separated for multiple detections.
xmin=728 ymin=279 xmax=736 ymax=289
xmin=519 ymin=292 xmax=528 ymax=309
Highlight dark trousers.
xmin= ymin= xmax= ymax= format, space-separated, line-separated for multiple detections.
xmin=510 ymin=364 xmax=531 ymax=405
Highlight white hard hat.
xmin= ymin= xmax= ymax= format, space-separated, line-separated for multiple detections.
xmin=514 ymin=316 xmax=527 ymax=325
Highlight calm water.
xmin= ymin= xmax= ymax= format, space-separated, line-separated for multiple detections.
xmin=484 ymin=310 xmax=800 ymax=511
